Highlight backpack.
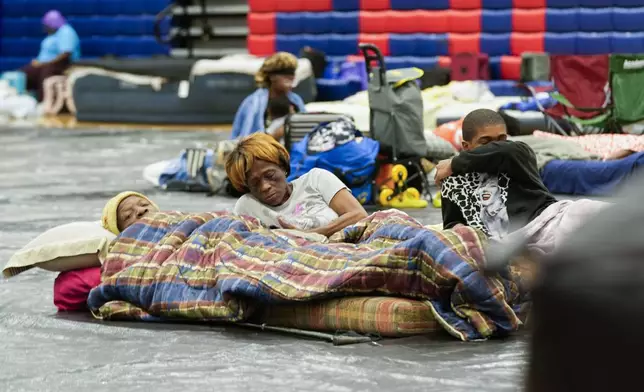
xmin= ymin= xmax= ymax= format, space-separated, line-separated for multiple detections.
xmin=289 ymin=119 xmax=380 ymax=205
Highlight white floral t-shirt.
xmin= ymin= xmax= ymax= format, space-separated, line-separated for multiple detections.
xmin=233 ymin=168 xmax=347 ymax=230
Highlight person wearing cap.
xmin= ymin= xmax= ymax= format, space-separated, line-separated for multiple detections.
xmin=231 ymin=52 xmax=307 ymax=139
xmin=20 ymin=10 xmax=80 ymax=101
xmin=101 ymin=191 xmax=159 ymax=235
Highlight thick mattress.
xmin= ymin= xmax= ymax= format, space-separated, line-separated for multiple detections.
xmin=541 ymin=152 xmax=644 ymax=196
xmin=72 ymin=56 xmax=316 ymax=124
xmin=263 ymin=296 xmax=440 ymax=337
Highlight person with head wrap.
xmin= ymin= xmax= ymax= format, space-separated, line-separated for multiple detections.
xmin=19 ymin=10 xmax=80 ymax=101
xmin=225 ymin=133 xmax=367 ymax=237
xmin=231 ymin=52 xmax=307 ymax=139
xmin=101 ymin=192 xmax=159 ymax=235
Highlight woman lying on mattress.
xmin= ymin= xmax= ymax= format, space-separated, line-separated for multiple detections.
xmin=225 ymin=133 xmax=368 ymax=237
xmin=231 ymin=52 xmax=307 ymax=139
xmin=101 ymin=191 xmax=159 ymax=235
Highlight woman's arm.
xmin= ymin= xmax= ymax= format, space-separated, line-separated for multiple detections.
xmin=310 ymin=189 xmax=368 ymax=237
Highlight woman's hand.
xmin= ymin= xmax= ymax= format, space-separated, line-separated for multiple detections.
xmin=277 ymin=217 xmax=299 ymax=230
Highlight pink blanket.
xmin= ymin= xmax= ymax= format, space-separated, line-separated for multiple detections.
xmin=533 ymin=131 xmax=644 ymax=160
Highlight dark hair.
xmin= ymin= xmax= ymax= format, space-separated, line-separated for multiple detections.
xmin=462 ymin=108 xmax=507 ymax=142
xmin=267 ymin=95 xmax=292 ymax=119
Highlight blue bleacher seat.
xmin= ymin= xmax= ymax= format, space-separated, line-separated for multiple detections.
xmin=546 ymin=0 xmax=579 ymax=7
xmin=97 ymin=0 xmax=125 ymax=16
xmin=2 ymin=1 xmax=27 ymax=18
xmin=611 ymin=32 xmax=644 ymax=54
xmin=303 ymin=12 xmax=331 ymax=34
xmin=545 ymin=33 xmax=577 ymax=54
xmin=0 ymin=57 xmax=31 ymax=72
xmin=482 ymin=10 xmax=512 ymax=33
xmin=275 ymin=35 xmax=304 ymax=54
xmin=614 ymin=0 xmax=643 ymax=5
xmin=386 ymin=57 xmax=410 ymax=70
xmin=119 ymin=16 xmax=159 ymax=36
xmin=332 ymin=0 xmax=359 ymax=11
xmin=305 ymin=35 xmax=330 ymax=54
xmin=390 ymin=34 xmax=417 ymax=56
xmin=0 ymin=38 xmax=41 ymax=57
xmin=331 ymin=12 xmax=359 ymax=34
xmin=576 ymin=33 xmax=611 ymax=54
xmin=276 ymin=13 xmax=302 ymax=34
xmin=480 ymin=33 xmax=511 ymax=56
xmin=578 ymin=8 xmax=613 ymax=32
xmin=612 ymin=8 xmax=644 ymax=32
xmin=410 ymin=57 xmax=438 ymax=70
xmin=1 ymin=18 xmax=42 ymax=37
xmin=327 ymin=34 xmax=358 ymax=56
xmin=487 ymin=80 xmax=528 ymax=97
xmin=392 ymin=0 xmax=450 ymax=10
xmin=415 ymin=34 xmax=449 ymax=56
xmin=546 ymin=9 xmax=578 ymax=33
xmin=578 ymin=0 xmax=612 ymax=6
xmin=481 ymin=0 xmax=513 ymax=9
xmin=489 ymin=57 xmax=501 ymax=80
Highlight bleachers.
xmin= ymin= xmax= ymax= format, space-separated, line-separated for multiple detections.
xmin=0 ymin=0 xmax=171 ymax=72
xmin=247 ymin=1 xmax=644 ymax=80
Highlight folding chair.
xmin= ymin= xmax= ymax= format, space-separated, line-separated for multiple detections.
xmin=609 ymin=54 xmax=644 ymax=126
xmin=525 ymin=55 xmax=616 ymax=135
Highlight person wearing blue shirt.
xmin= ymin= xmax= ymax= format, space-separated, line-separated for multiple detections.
xmin=231 ymin=52 xmax=306 ymax=139
xmin=20 ymin=10 xmax=80 ymax=101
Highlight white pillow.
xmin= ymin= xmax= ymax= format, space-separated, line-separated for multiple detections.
xmin=3 ymin=221 xmax=116 ymax=278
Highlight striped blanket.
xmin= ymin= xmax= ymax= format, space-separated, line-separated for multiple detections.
xmin=87 ymin=210 xmax=529 ymax=341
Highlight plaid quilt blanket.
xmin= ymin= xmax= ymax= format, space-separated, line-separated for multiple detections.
xmin=87 ymin=210 xmax=529 ymax=341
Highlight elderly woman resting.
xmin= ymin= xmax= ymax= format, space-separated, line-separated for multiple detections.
xmin=225 ymin=133 xmax=368 ymax=237
xmin=101 ymin=191 xmax=159 ymax=235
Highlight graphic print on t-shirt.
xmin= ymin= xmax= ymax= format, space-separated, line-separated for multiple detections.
xmin=442 ymin=173 xmax=510 ymax=238
xmin=259 ymin=183 xmax=332 ymax=231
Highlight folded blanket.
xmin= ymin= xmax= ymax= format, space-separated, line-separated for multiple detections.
xmin=87 ymin=210 xmax=529 ymax=341
xmin=511 ymin=135 xmax=599 ymax=169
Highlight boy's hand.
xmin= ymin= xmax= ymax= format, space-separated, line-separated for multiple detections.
xmin=434 ymin=159 xmax=453 ymax=185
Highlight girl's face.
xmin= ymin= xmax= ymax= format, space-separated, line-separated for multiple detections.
xmin=269 ymin=74 xmax=295 ymax=95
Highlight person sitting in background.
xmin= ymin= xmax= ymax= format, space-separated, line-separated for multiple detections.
xmin=21 ymin=10 xmax=80 ymax=102
xmin=225 ymin=133 xmax=367 ymax=237
xmin=231 ymin=52 xmax=306 ymax=139
xmin=101 ymin=191 xmax=159 ymax=235
xmin=266 ymin=95 xmax=296 ymax=141
xmin=435 ymin=109 xmax=607 ymax=254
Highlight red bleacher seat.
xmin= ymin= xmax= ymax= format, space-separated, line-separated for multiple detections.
xmin=438 ymin=56 xmax=452 ymax=69
xmin=359 ymin=33 xmax=390 ymax=55
xmin=360 ymin=11 xmax=387 ymax=33
xmin=449 ymin=10 xmax=481 ymax=33
xmin=512 ymin=0 xmax=545 ymax=8
xmin=500 ymin=55 xmax=521 ymax=80
xmin=510 ymin=33 xmax=544 ymax=55
xmin=248 ymin=13 xmax=275 ymax=35
xmin=450 ymin=0 xmax=482 ymax=9
xmin=512 ymin=9 xmax=545 ymax=33
xmin=449 ymin=34 xmax=480 ymax=54
xmin=276 ymin=0 xmax=303 ymax=12
xmin=360 ymin=0 xmax=391 ymax=10
xmin=249 ymin=0 xmax=277 ymax=12
xmin=416 ymin=11 xmax=449 ymax=33
xmin=248 ymin=35 xmax=275 ymax=56
xmin=389 ymin=11 xmax=421 ymax=33
xmin=303 ymin=0 xmax=332 ymax=11
xmin=451 ymin=53 xmax=490 ymax=81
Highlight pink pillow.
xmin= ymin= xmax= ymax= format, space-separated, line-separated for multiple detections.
xmin=53 ymin=267 xmax=101 ymax=311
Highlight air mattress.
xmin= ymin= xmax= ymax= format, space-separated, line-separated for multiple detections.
xmin=541 ymin=152 xmax=644 ymax=196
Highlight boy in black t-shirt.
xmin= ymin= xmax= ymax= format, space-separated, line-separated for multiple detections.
xmin=435 ymin=109 xmax=607 ymax=249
